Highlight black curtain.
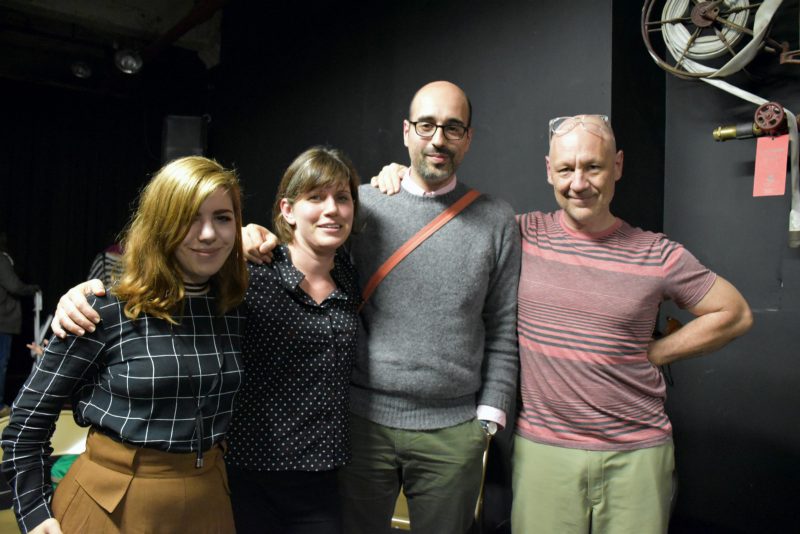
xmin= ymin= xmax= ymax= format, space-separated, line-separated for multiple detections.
xmin=0 ymin=79 xmax=163 ymax=403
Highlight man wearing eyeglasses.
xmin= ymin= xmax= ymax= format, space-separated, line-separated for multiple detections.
xmin=336 ymin=81 xmax=521 ymax=533
xmin=241 ymin=81 xmax=519 ymax=533
xmin=329 ymin=80 xmax=520 ymax=534
xmin=372 ymin=114 xmax=752 ymax=533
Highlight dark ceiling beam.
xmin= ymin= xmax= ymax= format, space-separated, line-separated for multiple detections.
xmin=141 ymin=0 xmax=228 ymax=63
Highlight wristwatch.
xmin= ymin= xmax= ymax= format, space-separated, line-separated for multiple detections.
xmin=479 ymin=420 xmax=498 ymax=436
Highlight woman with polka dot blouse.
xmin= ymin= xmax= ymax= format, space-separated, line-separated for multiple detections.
xmin=225 ymin=147 xmax=361 ymax=533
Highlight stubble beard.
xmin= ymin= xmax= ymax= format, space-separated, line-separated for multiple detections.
xmin=412 ymin=153 xmax=456 ymax=188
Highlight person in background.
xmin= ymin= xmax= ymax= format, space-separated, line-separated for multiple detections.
xmin=25 ymin=339 xmax=47 ymax=357
xmin=2 ymin=156 xmax=247 ymax=534
xmin=86 ymin=242 xmax=123 ymax=286
xmin=0 ymin=231 xmax=39 ymax=418
xmin=30 ymin=239 xmax=122 ymax=366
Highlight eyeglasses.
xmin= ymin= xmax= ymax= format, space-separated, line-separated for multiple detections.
xmin=549 ymin=115 xmax=611 ymax=140
xmin=408 ymin=121 xmax=469 ymax=141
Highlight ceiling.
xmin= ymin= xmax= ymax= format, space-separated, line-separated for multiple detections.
xmin=0 ymin=0 xmax=224 ymax=94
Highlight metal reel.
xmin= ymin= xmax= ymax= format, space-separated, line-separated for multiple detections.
xmin=642 ymin=0 xmax=766 ymax=79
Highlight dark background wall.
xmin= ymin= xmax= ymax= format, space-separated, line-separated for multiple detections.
xmin=1 ymin=1 xmax=797 ymax=531
xmin=0 ymin=47 xmax=211 ymax=414
xmin=659 ymin=5 xmax=800 ymax=531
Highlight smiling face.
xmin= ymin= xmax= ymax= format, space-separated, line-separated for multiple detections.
xmin=546 ymin=117 xmax=624 ymax=233
xmin=174 ymin=187 xmax=236 ymax=284
xmin=280 ymin=184 xmax=354 ymax=254
xmin=403 ymin=81 xmax=472 ymax=191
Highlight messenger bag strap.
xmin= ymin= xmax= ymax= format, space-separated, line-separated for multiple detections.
xmin=359 ymin=189 xmax=482 ymax=310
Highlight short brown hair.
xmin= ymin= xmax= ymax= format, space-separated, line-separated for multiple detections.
xmin=272 ymin=147 xmax=360 ymax=244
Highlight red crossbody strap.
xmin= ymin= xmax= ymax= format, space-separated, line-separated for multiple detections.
xmin=359 ymin=189 xmax=482 ymax=310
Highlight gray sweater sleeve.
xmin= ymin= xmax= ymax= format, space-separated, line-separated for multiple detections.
xmin=477 ymin=207 xmax=521 ymax=414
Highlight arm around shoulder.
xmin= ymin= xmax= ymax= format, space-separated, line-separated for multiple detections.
xmin=648 ymin=275 xmax=753 ymax=366
xmin=241 ymin=224 xmax=278 ymax=264
xmin=50 ymin=279 xmax=105 ymax=338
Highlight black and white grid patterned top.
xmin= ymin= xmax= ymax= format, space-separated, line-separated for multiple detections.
xmin=225 ymin=245 xmax=360 ymax=472
xmin=1 ymin=292 xmax=244 ymax=532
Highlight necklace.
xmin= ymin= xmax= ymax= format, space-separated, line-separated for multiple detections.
xmin=169 ymin=315 xmax=224 ymax=468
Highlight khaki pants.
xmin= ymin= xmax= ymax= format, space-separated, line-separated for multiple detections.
xmin=53 ymin=428 xmax=234 ymax=534
xmin=339 ymin=414 xmax=487 ymax=534
xmin=511 ymin=436 xmax=674 ymax=534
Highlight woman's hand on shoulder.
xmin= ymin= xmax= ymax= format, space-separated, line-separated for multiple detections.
xmin=242 ymin=224 xmax=278 ymax=264
xmin=51 ymin=279 xmax=105 ymax=339
xmin=369 ymin=163 xmax=406 ymax=195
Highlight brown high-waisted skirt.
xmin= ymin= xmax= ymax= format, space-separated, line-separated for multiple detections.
xmin=52 ymin=428 xmax=235 ymax=533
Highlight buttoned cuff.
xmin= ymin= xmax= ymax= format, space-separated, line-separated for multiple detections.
xmin=476 ymin=405 xmax=506 ymax=429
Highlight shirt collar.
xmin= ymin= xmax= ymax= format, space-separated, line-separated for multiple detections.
xmin=272 ymin=245 xmax=304 ymax=289
xmin=401 ymin=168 xmax=458 ymax=197
xmin=272 ymin=245 xmax=352 ymax=303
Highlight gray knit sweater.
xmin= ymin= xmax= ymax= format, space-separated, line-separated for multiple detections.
xmin=349 ymin=182 xmax=521 ymax=430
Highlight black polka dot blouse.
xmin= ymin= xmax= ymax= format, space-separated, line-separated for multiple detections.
xmin=225 ymin=245 xmax=360 ymax=471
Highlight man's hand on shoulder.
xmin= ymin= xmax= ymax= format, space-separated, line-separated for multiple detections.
xmin=51 ymin=279 xmax=104 ymax=339
xmin=369 ymin=163 xmax=407 ymax=195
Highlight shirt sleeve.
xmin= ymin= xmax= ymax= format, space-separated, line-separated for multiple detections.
xmin=0 ymin=304 xmax=107 ymax=533
xmin=660 ymin=238 xmax=717 ymax=309
xmin=476 ymin=404 xmax=506 ymax=428
xmin=477 ymin=205 xmax=522 ymax=414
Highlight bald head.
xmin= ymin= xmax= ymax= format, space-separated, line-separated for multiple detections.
xmin=545 ymin=114 xmax=624 ymax=233
xmin=548 ymin=114 xmax=616 ymax=155
xmin=403 ymin=81 xmax=474 ymax=190
xmin=409 ymin=81 xmax=472 ymax=127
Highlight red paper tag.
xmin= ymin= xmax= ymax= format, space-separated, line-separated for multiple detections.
xmin=753 ymin=134 xmax=789 ymax=197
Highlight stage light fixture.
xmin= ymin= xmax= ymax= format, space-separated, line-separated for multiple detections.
xmin=114 ymin=49 xmax=143 ymax=74
xmin=70 ymin=61 xmax=92 ymax=79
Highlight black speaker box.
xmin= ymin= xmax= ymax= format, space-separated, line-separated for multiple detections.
xmin=162 ymin=115 xmax=208 ymax=164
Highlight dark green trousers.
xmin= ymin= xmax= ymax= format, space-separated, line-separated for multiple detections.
xmin=339 ymin=413 xmax=487 ymax=534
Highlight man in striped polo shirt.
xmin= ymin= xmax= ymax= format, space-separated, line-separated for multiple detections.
xmin=512 ymin=114 xmax=753 ymax=533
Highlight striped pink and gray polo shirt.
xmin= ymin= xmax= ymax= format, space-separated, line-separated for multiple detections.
xmin=516 ymin=210 xmax=716 ymax=451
